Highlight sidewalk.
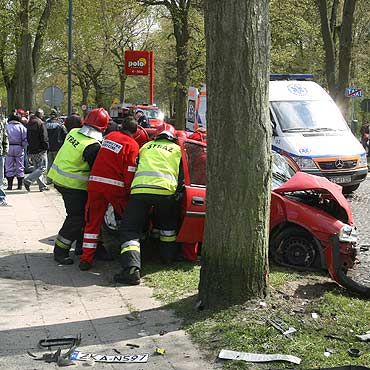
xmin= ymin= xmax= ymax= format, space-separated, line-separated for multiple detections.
xmin=0 ymin=187 xmax=214 ymax=369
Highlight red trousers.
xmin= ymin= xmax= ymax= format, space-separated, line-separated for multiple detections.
xmin=80 ymin=191 xmax=128 ymax=264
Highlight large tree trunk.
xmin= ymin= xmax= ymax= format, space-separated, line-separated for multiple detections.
xmin=198 ymin=0 xmax=270 ymax=308
xmin=2 ymin=0 xmax=55 ymax=111
xmin=7 ymin=0 xmax=34 ymax=111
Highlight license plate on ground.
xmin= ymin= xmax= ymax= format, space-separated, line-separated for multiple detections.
xmin=329 ymin=176 xmax=351 ymax=184
xmin=70 ymin=350 xmax=149 ymax=363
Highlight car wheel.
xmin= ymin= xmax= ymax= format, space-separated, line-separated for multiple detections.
xmin=342 ymin=184 xmax=360 ymax=194
xmin=270 ymin=226 xmax=319 ymax=269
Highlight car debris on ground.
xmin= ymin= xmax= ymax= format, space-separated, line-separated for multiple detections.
xmin=218 ymin=349 xmax=301 ymax=364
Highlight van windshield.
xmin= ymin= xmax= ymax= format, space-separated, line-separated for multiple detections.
xmin=271 ymin=100 xmax=349 ymax=132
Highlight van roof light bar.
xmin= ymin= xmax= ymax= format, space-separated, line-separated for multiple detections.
xmin=270 ymin=74 xmax=314 ymax=81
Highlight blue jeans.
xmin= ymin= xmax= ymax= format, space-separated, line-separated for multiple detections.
xmin=24 ymin=152 xmax=48 ymax=189
xmin=0 ymin=156 xmax=5 ymax=202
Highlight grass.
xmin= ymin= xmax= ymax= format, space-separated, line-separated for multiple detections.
xmin=142 ymin=261 xmax=370 ymax=369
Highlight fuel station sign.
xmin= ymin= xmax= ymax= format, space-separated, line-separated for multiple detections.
xmin=125 ymin=50 xmax=150 ymax=76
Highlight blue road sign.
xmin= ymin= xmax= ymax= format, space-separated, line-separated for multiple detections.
xmin=345 ymin=87 xmax=363 ymax=98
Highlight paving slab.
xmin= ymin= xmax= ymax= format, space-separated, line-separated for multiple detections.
xmin=0 ymin=189 xmax=215 ymax=369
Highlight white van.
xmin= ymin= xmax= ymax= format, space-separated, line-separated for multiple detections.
xmin=270 ymin=74 xmax=367 ymax=193
xmin=187 ymin=75 xmax=368 ymax=192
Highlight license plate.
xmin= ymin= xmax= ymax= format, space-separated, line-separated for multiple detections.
xmin=70 ymin=350 xmax=149 ymax=363
xmin=329 ymin=176 xmax=351 ymax=184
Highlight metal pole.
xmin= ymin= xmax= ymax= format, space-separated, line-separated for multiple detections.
xmin=149 ymin=51 xmax=154 ymax=105
xmin=67 ymin=0 xmax=73 ymax=116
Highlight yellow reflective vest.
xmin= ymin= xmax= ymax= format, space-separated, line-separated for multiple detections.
xmin=131 ymin=139 xmax=181 ymax=195
xmin=47 ymin=128 xmax=98 ymax=190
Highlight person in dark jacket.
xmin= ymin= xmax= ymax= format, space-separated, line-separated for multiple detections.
xmin=135 ymin=110 xmax=150 ymax=128
xmin=45 ymin=111 xmax=67 ymax=184
xmin=64 ymin=112 xmax=82 ymax=132
xmin=23 ymin=108 xmax=49 ymax=192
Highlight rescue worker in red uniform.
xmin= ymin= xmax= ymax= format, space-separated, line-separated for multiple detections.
xmin=48 ymin=108 xmax=110 ymax=265
xmin=113 ymin=126 xmax=183 ymax=285
xmin=79 ymin=116 xmax=140 ymax=271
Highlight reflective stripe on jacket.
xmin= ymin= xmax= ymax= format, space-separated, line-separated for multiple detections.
xmin=47 ymin=128 xmax=98 ymax=190
xmin=87 ymin=131 xmax=139 ymax=193
xmin=131 ymin=139 xmax=181 ymax=195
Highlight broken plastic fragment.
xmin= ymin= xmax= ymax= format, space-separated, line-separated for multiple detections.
xmin=355 ymin=333 xmax=370 ymax=342
xmin=155 ymin=348 xmax=166 ymax=355
xmin=218 ymin=350 xmax=301 ymax=364
xmin=348 ymin=348 xmax=361 ymax=357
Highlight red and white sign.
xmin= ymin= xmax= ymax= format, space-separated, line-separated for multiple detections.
xmin=125 ymin=50 xmax=150 ymax=76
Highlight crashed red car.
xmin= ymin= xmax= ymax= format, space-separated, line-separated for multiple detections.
xmin=102 ymin=129 xmax=368 ymax=295
xmin=175 ymin=136 xmax=370 ymax=295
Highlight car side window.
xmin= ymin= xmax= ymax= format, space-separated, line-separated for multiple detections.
xmin=184 ymin=141 xmax=207 ymax=186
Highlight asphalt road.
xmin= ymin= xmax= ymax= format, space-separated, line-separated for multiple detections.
xmin=343 ymin=172 xmax=370 ymax=289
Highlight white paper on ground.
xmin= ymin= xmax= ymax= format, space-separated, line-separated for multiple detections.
xmin=218 ymin=350 xmax=301 ymax=364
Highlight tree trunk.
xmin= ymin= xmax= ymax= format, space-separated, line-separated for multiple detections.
xmin=7 ymin=0 xmax=34 ymax=111
xmin=198 ymin=0 xmax=270 ymax=308
xmin=173 ymin=16 xmax=189 ymax=130
xmin=2 ymin=0 xmax=56 ymax=111
xmin=317 ymin=0 xmax=337 ymax=94
xmin=118 ymin=68 xmax=127 ymax=102
xmin=336 ymin=0 xmax=356 ymax=113
xmin=316 ymin=0 xmax=356 ymax=116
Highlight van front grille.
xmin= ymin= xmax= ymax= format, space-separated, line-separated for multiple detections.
xmin=317 ymin=159 xmax=358 ymax=170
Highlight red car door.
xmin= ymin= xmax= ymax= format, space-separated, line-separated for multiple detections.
xmin=176 ymin=139 xmax=206 ymax=243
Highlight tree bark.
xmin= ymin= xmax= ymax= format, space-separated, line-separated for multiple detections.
xmin=317 ymin=0 xmax=337 ymax=94
xmin=316 ymin=0 xmax=356 ymax=115
xmin=140 ymin=0 xmax=191 ymax=129
xmin=336 ymin=0 xmax=356 ymax=112
xmin=172 ymin=11 xmax=189 ymax=129
xmin=198 ymin=0 xmax=270 ymax=308
xmin=2 ymin=0 xmax=56 ymax=111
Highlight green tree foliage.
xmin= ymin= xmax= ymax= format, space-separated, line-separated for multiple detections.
xmin=0 ymin=0 xmax=60 ymax=111
xmin=270 ymin=0 xmax=325 ymax=82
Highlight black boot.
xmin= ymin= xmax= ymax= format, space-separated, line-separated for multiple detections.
xmin=114 ymin=267 xmax=140 ymax=285
xmin=17 ymin=177 xmax=23 ymax=190
xmin=6 ymin=177 xmax=14 ymax=190
xmin=53 ymin=246 xmax=74 ymax=265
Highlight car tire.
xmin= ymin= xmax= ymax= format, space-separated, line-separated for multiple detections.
xmin=342 ymin=184 xmax=360 ymax=194
xmin=270 ymin=226 xmax=320 ymax=269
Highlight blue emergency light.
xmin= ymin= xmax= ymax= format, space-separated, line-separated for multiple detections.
xmin=270 ymin=74 xmax=314 ymax=81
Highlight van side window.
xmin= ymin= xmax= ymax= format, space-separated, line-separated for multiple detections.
xmin=184 ymin=141 xmax=207 ymax=186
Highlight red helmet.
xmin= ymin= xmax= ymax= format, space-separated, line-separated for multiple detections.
xmin=16 ymin=108 xmax=25 ymax=116
xmin=133 ymin=125 xmax=150 ymax=147
xmin=154 ymin=123 xmax=177 ymax=142
xmin=84 ymin=108 xmax=110 ymax=132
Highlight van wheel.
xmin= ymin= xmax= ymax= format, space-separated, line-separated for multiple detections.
xmin=342 ymin=184 xmax=360 ymax=194
xmin=270 ymin=227 xmax=318 ymax=269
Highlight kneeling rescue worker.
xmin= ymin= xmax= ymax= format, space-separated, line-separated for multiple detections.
xmin=48 ymin=108 xmax=110 ymax=265
xmin=114 ymin=125 xmax=183 ymax=285
xmin=79 ymin=116 xmax=140 ymax=271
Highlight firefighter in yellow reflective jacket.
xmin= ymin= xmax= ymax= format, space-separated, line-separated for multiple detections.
xmin=48 ymin=108 xmax=110 ymax=265
xmin=114 ymin=126 xmax=183 ymax=285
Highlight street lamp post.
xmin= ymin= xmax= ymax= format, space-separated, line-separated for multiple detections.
xmin=67 ymin=0 xmax=73 ymax=116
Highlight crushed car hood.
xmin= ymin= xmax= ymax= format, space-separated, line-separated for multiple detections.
xmin=274 ymin=172 xmax=352 ymax=219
